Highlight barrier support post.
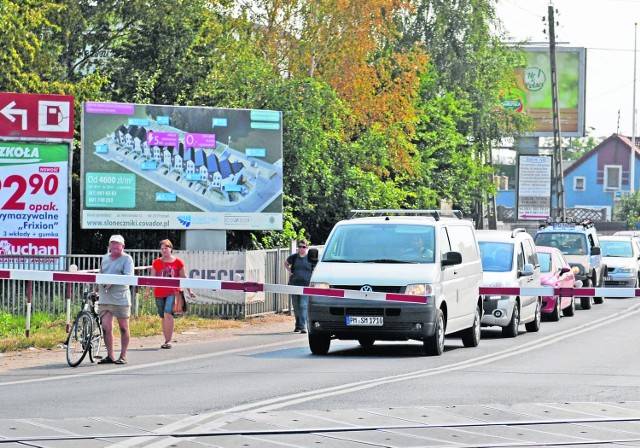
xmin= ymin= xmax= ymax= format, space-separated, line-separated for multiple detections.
xmin=65 ymin=282 xmax=72 ymax=332
xmin=25 ymin=280 xmax=33 ymax=338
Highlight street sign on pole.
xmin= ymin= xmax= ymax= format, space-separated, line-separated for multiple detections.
xmin=517 ymin=155 xmax=552 ymax=220
xmin=0 ymin=92 xmax=74 ymax=139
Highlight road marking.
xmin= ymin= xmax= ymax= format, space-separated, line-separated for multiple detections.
xmin=0 ymin=338 xmax=304 ymax=387
xmin=116 ymin=301 xmax=640 ymax=448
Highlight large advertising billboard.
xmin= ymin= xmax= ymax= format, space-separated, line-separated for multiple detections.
xmin=81 ymin=102 xmax=283 ymax=230
xmin=500 ymin=46 xmax=586 ymax=137
xmin=0 ymin=142 xmax=69 ymax=267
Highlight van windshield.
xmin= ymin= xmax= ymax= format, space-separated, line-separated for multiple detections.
xmin=321 ymin=224 xmax=435 ymax=263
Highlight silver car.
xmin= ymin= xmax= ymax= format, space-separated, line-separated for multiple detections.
xmin=600 ymin=236 xmax=640 ymax=288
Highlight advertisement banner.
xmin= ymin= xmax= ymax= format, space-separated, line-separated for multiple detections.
xmin=501 ymin=46 xmax=586 ymax=137
xmin=176 ymin=250 xmax=266 ymax=304
xmin=0 ymin=142 xmax=69 ymax=268
xmin=81 ymin=102 xmax=283 ymax=230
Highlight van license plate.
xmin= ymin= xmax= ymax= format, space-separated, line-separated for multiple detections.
xmin=346 ymin=316 xmax=383 ymax=326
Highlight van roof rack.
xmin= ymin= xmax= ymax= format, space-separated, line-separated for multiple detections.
xmin=348 ymin=209 xmax=464 ymax=221
xmin=539 ymin=217 xmax=595 ymax=230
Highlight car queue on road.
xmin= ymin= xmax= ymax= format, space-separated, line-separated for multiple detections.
xmin=304 ymin=212 xmax=630 ymax=357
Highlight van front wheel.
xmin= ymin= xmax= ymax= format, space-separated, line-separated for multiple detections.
xmin=423 ymin=309 xmax=444 ymax=356
xmin=309 ymin=333 xmax=330 ymax=355
xmin=461 ymin=305 xmax=481 ymax=348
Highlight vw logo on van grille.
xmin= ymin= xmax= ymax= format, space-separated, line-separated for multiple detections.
xmin=360 ymin=285 xmax=374 ymax=292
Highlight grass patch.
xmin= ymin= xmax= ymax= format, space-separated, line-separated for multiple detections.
xmin=0 ymin=312 xmax=286 ymax=353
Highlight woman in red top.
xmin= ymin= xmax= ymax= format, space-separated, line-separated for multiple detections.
xmin=144 ymin=239 xmax=195 ymax=349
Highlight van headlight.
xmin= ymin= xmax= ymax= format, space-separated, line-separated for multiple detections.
xmin=309 ymin=282 xmax=330 ymax=289
xmin=405 ymin=283 xmax=432 ymax=295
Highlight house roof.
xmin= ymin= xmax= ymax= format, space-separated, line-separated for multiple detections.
xmin=563 ymin=133 xmax=640 ymax=176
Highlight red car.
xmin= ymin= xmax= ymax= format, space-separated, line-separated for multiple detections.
xmin=536 ymin=246 xmax=582 ymax=321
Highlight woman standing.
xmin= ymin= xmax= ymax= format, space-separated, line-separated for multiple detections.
xmin=144 ymin=239 xmax=195 ymax=349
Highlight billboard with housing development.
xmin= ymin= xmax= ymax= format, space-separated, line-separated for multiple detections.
xmin=81 ymin=102 xmax=283 ymax=230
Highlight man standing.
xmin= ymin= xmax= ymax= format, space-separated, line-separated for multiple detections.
xmin=284 ymin=239 xmax=313 ymax=333
xmin=97 ymin=235 xmax=135 ymax=365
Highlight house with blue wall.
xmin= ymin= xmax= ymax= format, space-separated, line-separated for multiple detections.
xmin=496 ymin=133 xmax=640 ymax=220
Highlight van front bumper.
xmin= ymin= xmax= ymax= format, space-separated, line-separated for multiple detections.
xmin=307 ymin=295 xmax=437 ymax=341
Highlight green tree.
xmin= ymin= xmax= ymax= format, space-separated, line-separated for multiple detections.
xmin=399 ymin=0 xmax=531 ymax=216
xmin=615 ymin=191 xmax=640 ymax=229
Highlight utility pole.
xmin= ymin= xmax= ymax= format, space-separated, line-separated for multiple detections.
xmin=548 ymin=5 xmax=566 ymax=220
xmin=631 ymin=22 xmax=637 ymax=195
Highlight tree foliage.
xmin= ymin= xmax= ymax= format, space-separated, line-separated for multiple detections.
xmin=0 ymin=0 xmax=539 ymax=251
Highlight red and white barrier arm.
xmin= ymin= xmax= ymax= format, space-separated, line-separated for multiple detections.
xmin=1 ymin=269 xmax=638 ymax=304
xmin=479 ymin=286 xmax=640 ymax=299
xmin=0 ymin=269 xmax=428 ymax=304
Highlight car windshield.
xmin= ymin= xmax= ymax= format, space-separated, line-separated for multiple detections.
xmin=321 ymin=224 xmax=435 ymax=263
xmin=600 ymin=240 xmax=633 ymax=257
xmin=538 ymin=253 xmax=552 ymax=273
xmin=535 ymin=232 xmax=588 ymax=256
xmin=479 ymin=242 xmax=514 ymax=272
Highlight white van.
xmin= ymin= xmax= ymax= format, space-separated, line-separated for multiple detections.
xmin=307 ymin=210 xmax=483 ymax=356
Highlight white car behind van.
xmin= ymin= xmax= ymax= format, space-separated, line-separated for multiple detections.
xmin=477 ymin=229 xmax=542 ymax=338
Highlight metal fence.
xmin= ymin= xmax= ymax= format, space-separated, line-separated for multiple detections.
xmin=0 ymin=248 xmax=293 ymax=319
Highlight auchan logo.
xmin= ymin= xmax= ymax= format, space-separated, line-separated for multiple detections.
xmin=0 ymin=238 xmax=58 ymax=255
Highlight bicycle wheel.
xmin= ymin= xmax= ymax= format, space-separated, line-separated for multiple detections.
xmin=88 ymin=316 xmax=103 ymax=363
xmin=66 ymin=311 xmax=92 ymax=367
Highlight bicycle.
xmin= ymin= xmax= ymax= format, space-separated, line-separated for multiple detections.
xmin=66 ymin=290 xmax=103 ymax=367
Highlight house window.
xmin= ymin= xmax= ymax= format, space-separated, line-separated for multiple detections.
xmin=574 ymin=177 xmax=586 ymax=191
xmin=604 ymin=165 xmax=622 ymax=190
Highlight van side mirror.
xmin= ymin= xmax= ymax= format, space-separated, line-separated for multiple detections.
xmin=441 ymin=251 xmax=462 ymax=266
xmin=590 ymin=246 xmax=601 ymax=256
xmin=560 ymin=266 xmax=571 ymax=274
xmin=308 ymin=247 xmax=319 ymax=265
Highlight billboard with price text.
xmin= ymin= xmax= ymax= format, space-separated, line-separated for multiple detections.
xmin=81 ymin=101 xmax=283 ymax=230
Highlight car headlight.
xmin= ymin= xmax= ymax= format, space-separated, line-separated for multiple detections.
xmin=619 ymin=267 xmax=634 ymax=273
xmin=309 ymin=282 xmax=330 ymax=288
xmin=570 ymin=264 xmax=585 ymax=275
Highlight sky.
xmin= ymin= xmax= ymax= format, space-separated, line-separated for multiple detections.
xmin=496 ymin=0 xmax=640 ymax=139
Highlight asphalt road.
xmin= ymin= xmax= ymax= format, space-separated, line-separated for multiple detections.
xmin=2 ymin=296 xmax=640 ymax=446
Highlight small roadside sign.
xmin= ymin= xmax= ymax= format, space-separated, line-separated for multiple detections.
xmin=0 ymin=92 xmax=75 ymax=139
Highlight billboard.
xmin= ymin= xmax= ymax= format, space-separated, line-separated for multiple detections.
xmin=81 ymin=102 xmax=283 ymax=230
xmin=0 ymin=142 xmax=69 ymax=267
xmin=500 ymin=46 xmax=586 ymax=137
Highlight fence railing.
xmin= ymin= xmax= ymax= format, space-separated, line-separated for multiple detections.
xmin=0 ymin=248 xmax=293 ymax=319
xmin=496 ymin=206 xmax=609 ymax=222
